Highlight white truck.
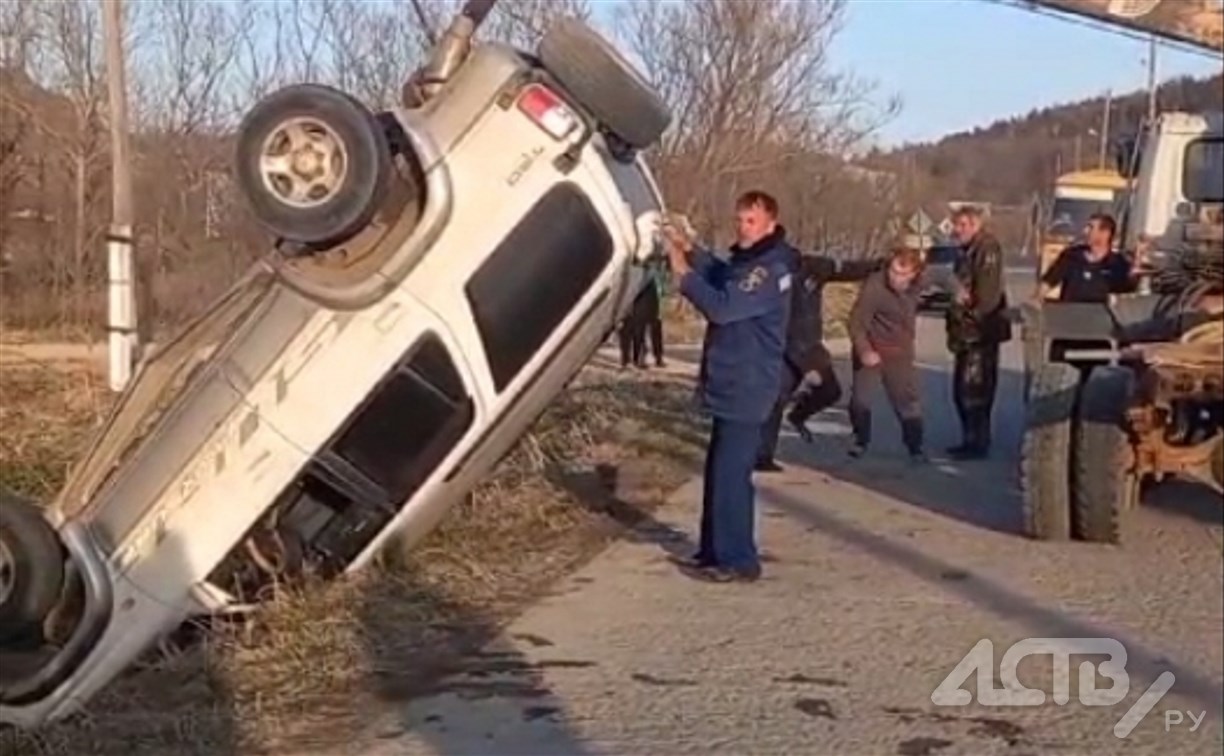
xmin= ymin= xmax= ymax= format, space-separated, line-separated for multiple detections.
xmin=1019 ymin=102 xmax=1223 ymax=543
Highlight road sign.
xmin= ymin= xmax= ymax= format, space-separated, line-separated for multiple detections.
xmin=939 ymin=218 xmax=954 ymax=236
xmin=908 ymin=209 xmax=933 ymax=235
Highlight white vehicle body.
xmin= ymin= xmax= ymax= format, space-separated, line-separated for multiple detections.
xmin=1122 ymin=110 xmax=1224 ymax=256
xmin=0 ymin=28 xmax=669 ymax=728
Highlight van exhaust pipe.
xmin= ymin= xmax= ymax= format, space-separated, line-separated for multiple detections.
xmin=403 ymin=0 xmax=499 ymax=108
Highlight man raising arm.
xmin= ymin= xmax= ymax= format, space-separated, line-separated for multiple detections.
xmin=662 ymin=191 xmax=794 ymax=583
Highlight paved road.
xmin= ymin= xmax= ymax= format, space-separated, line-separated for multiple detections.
xmin=343 ymin=270 xmax=1223 ymax=755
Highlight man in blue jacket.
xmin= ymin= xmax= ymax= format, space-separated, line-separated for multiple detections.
xmin=662 ymin=191 xmax=794 ymax=583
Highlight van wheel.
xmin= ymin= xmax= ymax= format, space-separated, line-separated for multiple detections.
xmin=538 ymin=18 xmax=671 ymax=150
xmin=0 ymin=490 xmax=65 ymax=645
xmin=1020 ymin=362 xmax=1080 ymax=541
xmin=1072 ymin=366 xmax=1135 ymax=544
xmin=235 ymin=84 xmax=392 ymax=249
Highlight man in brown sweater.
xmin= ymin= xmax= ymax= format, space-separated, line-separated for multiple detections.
xmin=846 ymin=244 xmax=926 ymax=462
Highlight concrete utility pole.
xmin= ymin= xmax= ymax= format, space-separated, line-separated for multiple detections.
xmin=1098 ymin=89 xmax=1112 ymax=169
xmin=102 ymin=0 xmax=138 ymax=392
xmin=1147 ymin=35 xmax=1158 ymax=121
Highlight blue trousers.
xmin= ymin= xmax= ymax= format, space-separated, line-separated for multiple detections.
xmin=698 ymin=417 xmax=762 ymax=570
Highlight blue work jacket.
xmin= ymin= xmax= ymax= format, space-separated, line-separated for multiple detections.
xmin=680 ymin=228 xmax=795 ymax=423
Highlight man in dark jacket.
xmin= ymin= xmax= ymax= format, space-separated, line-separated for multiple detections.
xmin=663 ymin=191 xmax=793 ymax=583
xmin=617 ymin=251 xmax=669 ymax=369
xmin=1041 ymin=213 xmax=1137 ymax=302
xmin=756 ymin=252 xmax=882 ymax=471
xmin=617 ymin=286 xmax=651 ymax=368
xmin=945 ymin=206 xmax=1012 ymax=459
xmin=847 ymin=245 xmax=926 ymax=461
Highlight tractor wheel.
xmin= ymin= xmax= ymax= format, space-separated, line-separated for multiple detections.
xmin=1071 ymin=365 xmax=1136 ymax=544
xmin=1020 ymin=362 xmax=1080 ymax=540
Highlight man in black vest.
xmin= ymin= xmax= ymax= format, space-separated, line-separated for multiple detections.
xmin=756 ymin=250 xmax=882 ymax=471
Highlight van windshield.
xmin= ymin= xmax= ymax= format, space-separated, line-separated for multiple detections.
xmin=1184 ymin=138 xmax=1224 ymax=203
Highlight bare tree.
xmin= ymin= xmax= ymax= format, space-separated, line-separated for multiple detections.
xmin=233 ymin=4 xmax=293 ymax=106
xmin=619 ymin=0 xmax=899 ymax=245
xmin=20 ymin=0 xmax=111 ymax=326
xmin=0 ymin=3 xmax=41 ymax=297
xmin=481 ymin=0 xmax=592 ymax=49
xmin=126 ymin=0 xmax=254 ymax=322
xmin=313 ymin=0 xmax=433 ymax=108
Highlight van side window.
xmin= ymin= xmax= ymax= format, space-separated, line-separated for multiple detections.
xmin=330 ymin=333 xmax=474 ymax=503
xmin=465 ymin=183 xmax=614 ymax=392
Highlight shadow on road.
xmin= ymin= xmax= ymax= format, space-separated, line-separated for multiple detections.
xmin=755 ymin=482 xmax=1224 ymax=722
xmin=1142 ymin=479 xmax=1224 ymax=529
xmin=547 ymin=465 xmax=697 ymax=561
xmin=353 ymin=567 xmax=597 ymax=756
xmin=775 ymin=356 xmax=1030 ymax=537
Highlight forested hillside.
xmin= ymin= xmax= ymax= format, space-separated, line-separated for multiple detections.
xmin=867 ymin=72 xmax=1223 ymax=209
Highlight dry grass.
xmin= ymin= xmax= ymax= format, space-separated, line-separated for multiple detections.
xmin=0 ymin=358 xmax=705 ymax=756
xmin=0 ymin=360 xmax=115 ymax=500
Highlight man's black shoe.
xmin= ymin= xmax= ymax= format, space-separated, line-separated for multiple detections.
xmin=754 ymin=459 xmax=784 ymax=473
xmin=787 ymin=413 xmax=814 ymax=444
xmin=679 ymin=563 xmax=761 ymax=583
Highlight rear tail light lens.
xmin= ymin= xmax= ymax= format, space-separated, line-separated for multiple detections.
xmin=517 ymin=84 xmax=578 ymax=140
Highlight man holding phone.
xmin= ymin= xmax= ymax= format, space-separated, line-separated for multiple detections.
xmin=660 ymin=192 xmax=793 ymax=583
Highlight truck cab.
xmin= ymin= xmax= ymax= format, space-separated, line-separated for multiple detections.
xmin=1118 ymin=110 xmax=1224 ymax=281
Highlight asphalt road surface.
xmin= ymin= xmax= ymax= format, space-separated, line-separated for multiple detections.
xmin=346 ymin=268 xmax=1222 ymax=755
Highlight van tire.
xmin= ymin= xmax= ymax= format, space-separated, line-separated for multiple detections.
xmin=235 ymin=84 xmax=392 ymax=249
xmin=1020 ymin=362 xmax=1080 ymax=541
xmin=0 ymin=490 xmax=65 ymax=645
xmin=1071 ymin=366 xmax=1135 ymax=544
xmin=538 ymin=18 xmax=671 ymax=150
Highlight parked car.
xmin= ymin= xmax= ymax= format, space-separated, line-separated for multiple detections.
xmin=0 ymin=3 xmax=670 ymax=729
xmin=918 ymin=242 xmax=961 ymax=311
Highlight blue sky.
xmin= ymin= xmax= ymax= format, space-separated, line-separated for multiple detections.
xmin=595 ymin=0 xmax=1223 ymax=148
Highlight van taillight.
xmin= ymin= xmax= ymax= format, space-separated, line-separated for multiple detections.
xmin=517 ymin=84 xmax=578 ymax=140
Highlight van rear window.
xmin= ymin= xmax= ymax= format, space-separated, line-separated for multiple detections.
xmin=465 ymin=183 xmax=613 ymax=392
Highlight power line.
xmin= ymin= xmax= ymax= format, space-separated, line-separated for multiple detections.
xmin=985 ymin=0 xmax=1223 ymax=61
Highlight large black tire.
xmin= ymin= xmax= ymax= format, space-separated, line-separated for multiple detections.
xmin=1020 ymin=362 xmax=1080 ymax=540
xmin=1071 ymin=366 xmax=1136 ymax=544
xmin=0 ymin=490 xmax=65 ymax=645
xmin=1019 ymin=301 xmax=1044 ymax=403
xmin=538 ymin=18 xmax=671 ymax=150
xmin=235 ymin=84 xmax=392 ymax=248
